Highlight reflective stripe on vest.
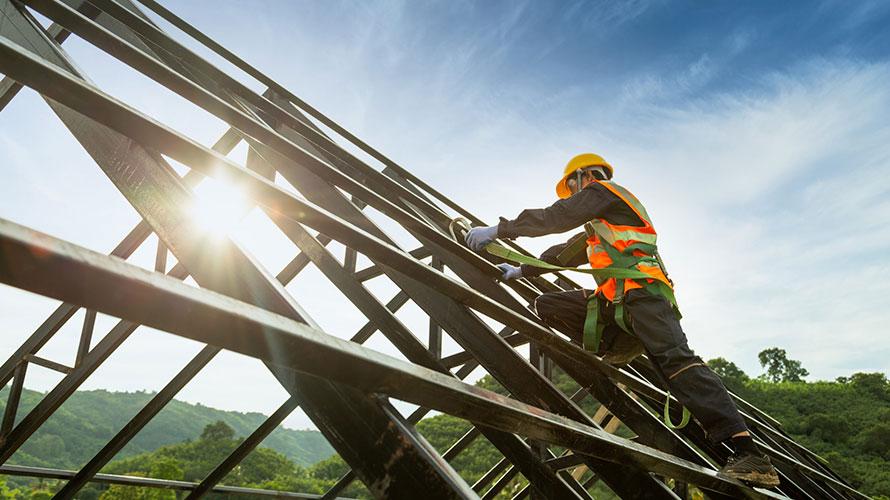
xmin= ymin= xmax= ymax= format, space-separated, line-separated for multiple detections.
xmin=585 ymin=180 xmax=671 ymax=301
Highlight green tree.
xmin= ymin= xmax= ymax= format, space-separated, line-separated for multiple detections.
xmin=855 ymin=422 xmax=890 ymax=458
xmin=0 ymin=387 xmax=334 ymax=469
xmin=849 ymin=372 xmax=890 ymax=400
xmin=309 ymin=455 xmax=349 ymax=482
xmin=707 ymin=357 xmax=749 ymax=392
xmin=757 ymin=347 xmax=809 ymax=382
xmin=0 ymin=476 xmax=19 ymax=499
xmin=802 ymin=413 xmax=849 ymax=444
xmin=200 ymin=420 xmax=236 ymax=441
xmin=149 ymin=457 xmax=183 ymax=481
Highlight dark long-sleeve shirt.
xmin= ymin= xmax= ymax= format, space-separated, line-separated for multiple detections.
xmin=497 ymin=182 xmax=643 ymax=277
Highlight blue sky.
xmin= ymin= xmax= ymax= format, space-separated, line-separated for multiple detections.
xmin=1 ymin=0 xmax=889 ymax=432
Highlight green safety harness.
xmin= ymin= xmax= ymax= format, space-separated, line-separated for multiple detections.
xmin=452 ymin=217 xmax=691 ymax=429
xmin=484 ymin=239 xmax=680 ymax=353
xmin=485 ymin=242 xmax=690 ymax=430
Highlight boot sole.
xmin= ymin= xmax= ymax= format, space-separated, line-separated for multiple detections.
xmin=602 ymin=349 xmax=645 ymax=366
xmin=718 ymin=470 xmax=781 ymax=488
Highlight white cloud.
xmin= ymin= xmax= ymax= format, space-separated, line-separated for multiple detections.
xmin=572 ymin=0 xmax=657 ymax=33
xmin=306 ymin=15 xmax=890 ymax=383
xmin=533 ymin=59 xmax=890 ymax=379
xmin=383 ymin=55 xmax=890 ymax=380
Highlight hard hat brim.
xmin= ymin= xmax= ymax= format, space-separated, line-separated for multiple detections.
xmin=555 ymin=163 xmax=613 ymax=199
xmin=556 ymin=175 xmax=573 ymax=199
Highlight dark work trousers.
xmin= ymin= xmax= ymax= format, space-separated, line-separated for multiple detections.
xmin=534 ymin=287 xmax=748 ymax=443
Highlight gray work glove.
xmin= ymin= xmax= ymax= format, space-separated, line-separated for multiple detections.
xmin=465 ymin=224 xmax=498 ymax=252
xmin=496 ymin=263 xmax=522 ymax=281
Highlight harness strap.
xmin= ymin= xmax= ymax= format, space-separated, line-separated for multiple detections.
xmin=484 ymin=243 xmax=658 ymax=281
xmin=613 ymin=278 xmax=630 ymax=334
xmin=582 ymin=280 xmax=630 ymax=353
xmin=484 ymin=242 xmax=676 ymax=352
xmin=476 ymin=229 xmax=694 ymax=429
xmin=583 ymin=292 xmax=604 ymax=352
xmin=663 ymin=393 xmax=691 ymax=429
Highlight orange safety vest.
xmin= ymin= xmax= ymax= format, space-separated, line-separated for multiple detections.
xmin=584 ymin=180 xmax=673 ymax=301
xmin=582 ymin=184 xmax=690 ymax=428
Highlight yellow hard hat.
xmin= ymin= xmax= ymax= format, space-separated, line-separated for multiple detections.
xmin=555 ymin=153 xmax=613 ymax=199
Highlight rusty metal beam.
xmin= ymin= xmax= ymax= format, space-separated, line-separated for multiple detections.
xmin=0 ymin=217 xmax=790 ymax=500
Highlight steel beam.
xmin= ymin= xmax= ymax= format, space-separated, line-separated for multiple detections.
xmin=0 ymin=464 xmax=355 ymax=498
xmin=129 ymin=0 xmax=584 ymax=298
xmin=0 ymin=362 xmax=26 ymax=442
xmin=187 ymin=396 xmax=299 ymax=499
xmin=0 ymin=218 xmax=791 ymax=499
xmin=243 ymin=149 xmax=584 ymax=499
xmin=473 ymin=457 xmax=511 ymax=494
xmin=0 ymin=0 xmax=862 ymax=496
xmin=0 ymin=122 xmax=236 ymax=389
xmin=75 ymin=309 xmax=96 ymax=366
xmin=0 ymin=261 xmax=189 ymax=462
xmin=0 ymin=36 xmax=856 ymax=496
xmin=482 ymin=465 xmax=519 ymax=500
xmin=0 ymin=6 xmax=474 ymax=497
xmin=321 ymin=360 xmax=482 ymax=500
xmin=54 ymin=345 xmax=219 ymax=498
xmin=79 ymin=0 xmax=571 ymax=330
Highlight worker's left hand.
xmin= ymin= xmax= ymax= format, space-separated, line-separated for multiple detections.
xmin=465 ymin=224 xmax=498 ymax=252
xmin=496 ymin=263 xmax=522 ymax=280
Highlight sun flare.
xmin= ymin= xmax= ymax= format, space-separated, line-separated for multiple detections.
xmin=189 ymin=177 xmax=249 ymax=238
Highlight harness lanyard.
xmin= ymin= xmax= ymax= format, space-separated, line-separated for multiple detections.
xmin=481 ymin=241 xmax=690 ymax=430
xmin=582 ymin=292 xmax=604 ymax=352
xmin=483 ymin=242 xmax=662 ymax=281
xmin=664 ymin=393 xmax=692 ymax=429
xmin=484 ymin=241 xmax=675 ymax=350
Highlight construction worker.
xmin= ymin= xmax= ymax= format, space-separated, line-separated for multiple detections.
xmin=465 ymin=153 xmax=780 ymax=488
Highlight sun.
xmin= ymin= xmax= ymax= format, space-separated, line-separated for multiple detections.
xmin=189 ymin=177 xmax=250 ymax=238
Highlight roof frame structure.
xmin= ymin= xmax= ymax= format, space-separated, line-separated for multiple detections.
xmin=0 ymin=0 xmax=865 ymax=498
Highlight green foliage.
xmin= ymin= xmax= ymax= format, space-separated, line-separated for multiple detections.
xmin=708 ymin=357 xmax=890 ymax=497
xmin=854 ymin=422 xmax=890 ymax=459
xmin=149 ymin=457 xmax=184 ymax=481
xmin=0 ymin=388 xmax=333 ymax=468
xmin=802 ymin=413 xmax=849 ymax=443
xmin=92 ymin=421 xmax=370 ymax=500
xmin=848 ymin=372 xmax=890 ymax=400
xmin=200 ymin=421 xmax=236 ymax=441
xmin=0 ymin=476 xmax=20 ymax=499
xmin=103 ymin=421 xmax=290 ymax=483
xmin=1 ymin=356 xmax=886 ymax=498
xmin=757 ymin=347 xmax=809 ymax=383
xmin=417 ymin=414 xmax=499 ymax=485
xmin=707 ymin=357 xmax=749 ymax=392
xmin=98 ymin=472 xmax=175 ymax=500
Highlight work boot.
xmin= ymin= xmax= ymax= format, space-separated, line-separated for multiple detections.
xmin=601 ymin=333 xmax=645 ymax=366
xmin=718 ymin=452 xmax=780 ymax=488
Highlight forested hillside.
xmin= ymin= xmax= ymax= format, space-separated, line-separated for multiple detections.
xmin=0 ymin=349 xmax=886 ymax=498
xmin=415 ymin=355 xmax=890 ymax=498
xmin=0 ymin=420 xmax=369 ymax=500
xmin=0 ymin=388 xmax=333 ymax=468
xmin=710 ymin=353 xmax=890 ymax=496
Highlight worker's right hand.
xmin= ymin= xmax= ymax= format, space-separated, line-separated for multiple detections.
xmin=465 ymin=224 xmax=498 ymax=252
xmin=496 ymin=263 xmax=522 ymax=281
